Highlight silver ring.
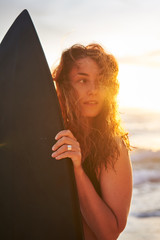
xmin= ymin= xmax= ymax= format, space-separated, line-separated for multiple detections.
xmin=67 ymin=145 xmax=72 ymax=151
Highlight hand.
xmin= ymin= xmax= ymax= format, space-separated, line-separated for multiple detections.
xmin=51 ymin=130 xmax=82 ymax=169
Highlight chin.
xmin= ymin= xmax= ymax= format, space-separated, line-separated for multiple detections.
xmin=83 ymin=111 xmax=101 ymax=118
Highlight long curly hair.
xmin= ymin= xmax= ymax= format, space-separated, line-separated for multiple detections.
xmin=52 ymin=43 xmax=130 ymax=173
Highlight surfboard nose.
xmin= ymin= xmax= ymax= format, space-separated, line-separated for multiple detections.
xmin=0 ymin=10 xmax=84 ymax=240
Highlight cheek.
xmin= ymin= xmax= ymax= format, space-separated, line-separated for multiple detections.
xmin=74 ymin=87 xmax=86 ymax=100
xmin=99 ymin=90 xmax=106 ymax=102
xmin=70 ymin=84 xmax=82 ymax=99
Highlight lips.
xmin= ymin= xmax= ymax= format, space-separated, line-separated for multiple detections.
xmin=84 ymin=100 xmax=98 ymax=104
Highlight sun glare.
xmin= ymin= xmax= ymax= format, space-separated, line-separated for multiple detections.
xmin=118 ymin=64 xmax=160 ymax=112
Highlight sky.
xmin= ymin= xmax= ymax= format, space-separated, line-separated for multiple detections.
xmin=1 ymin=0 xmax=160 ymax=112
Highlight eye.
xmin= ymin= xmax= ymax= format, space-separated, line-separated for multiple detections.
xmin=79 ymin=79 xmax=87 ymax=84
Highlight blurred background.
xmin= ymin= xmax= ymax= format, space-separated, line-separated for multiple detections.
xmin=1 ymin=0 xmax=160 ymax=239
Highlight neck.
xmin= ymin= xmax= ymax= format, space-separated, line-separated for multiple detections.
xmin=87 ymin=117 xmax=94 ymax=125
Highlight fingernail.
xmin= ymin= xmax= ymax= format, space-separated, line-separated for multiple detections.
xmin=52 ymin=145 xmax=55 ymax=150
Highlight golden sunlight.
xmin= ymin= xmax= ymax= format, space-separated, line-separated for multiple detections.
xmin=118 ymin=64 xmax=160 ymax=112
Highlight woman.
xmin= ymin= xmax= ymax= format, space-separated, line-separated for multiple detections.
xmin=51 ymin=44 xmax=132 ymax=240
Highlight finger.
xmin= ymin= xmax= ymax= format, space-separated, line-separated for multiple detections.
xmin=52 ymin=136 xmax=79 ymax=151
xmin=55 ymin=151 xmax=81 ymax=161
xmin=52 ymin=144 xmax=80 ymax=158
xmin=55 ymin=151 xmax=82 ymax=168
xmin=55 ymin=129 xmax=76 ymax=141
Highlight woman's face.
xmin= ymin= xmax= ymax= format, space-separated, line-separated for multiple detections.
xmin=69 ymin=57 xmax=106 ymax=118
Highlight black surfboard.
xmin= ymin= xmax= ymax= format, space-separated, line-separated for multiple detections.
xmin=0 ymin=10 xmax=84 ymax=240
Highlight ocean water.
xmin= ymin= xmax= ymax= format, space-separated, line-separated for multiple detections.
xmin=118 ymin=108 xmax=160 ymax=240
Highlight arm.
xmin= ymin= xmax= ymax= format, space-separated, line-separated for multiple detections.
xmin=74 ymin=142 xmax=132 ymax=240
xmin=74 ymin=167 xmax=119 ymax=240
xmin=99 ymin=142 xmax=133 ymax=234
xmin=52 ymin=130 xmax=132 ymax=240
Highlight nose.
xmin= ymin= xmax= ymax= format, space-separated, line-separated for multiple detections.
xmin=88 ymin=81 xmax=98 ymax=95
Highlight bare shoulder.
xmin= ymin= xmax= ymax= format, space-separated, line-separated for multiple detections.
xmin=99 ymin=140 xmax=133 ymax=232
xmin=100 ymin=139 xmax=132 ymax=178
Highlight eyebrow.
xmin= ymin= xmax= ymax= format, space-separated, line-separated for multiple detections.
xmin=77 ymin=72 xmax=89 ymax=76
